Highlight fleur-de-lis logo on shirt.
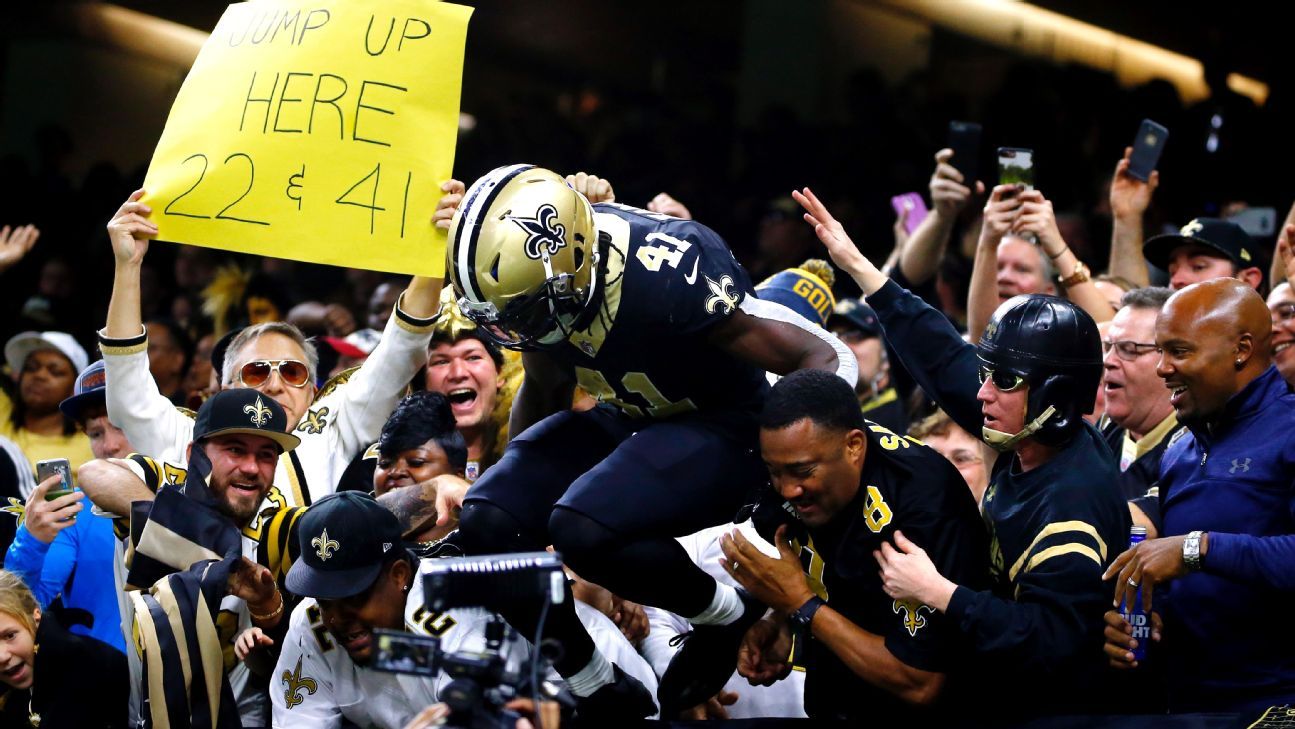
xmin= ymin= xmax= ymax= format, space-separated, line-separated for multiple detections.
xmin=311 ymin=528 xmax=340 ymax=561
xmin=704 ymin=275 xmax=739 ymax=315
xmin=296 ymin=406 xmax=330 ymax=435
xmin=281 ymin=656 xmax=318 ymax=709
xmin=509 ymin=203 xmax=567 ymax=260
xmin=244 ymin=396 xmax=272 ymax=427
xmin=893 ymin=599 xmax=933 ymax=637
xmin=2 ymin=497 xmax=24 ymax=527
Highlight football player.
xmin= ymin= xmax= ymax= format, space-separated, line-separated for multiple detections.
xmin=437 ymin=166 xmax=856 ymax=718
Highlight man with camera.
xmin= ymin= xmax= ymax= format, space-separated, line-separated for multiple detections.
xmin=271 ymin=491 xmax=539 ymax=729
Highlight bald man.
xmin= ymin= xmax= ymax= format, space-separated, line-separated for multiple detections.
xmin=1103 ymin=279 xmax=1295 ymax=713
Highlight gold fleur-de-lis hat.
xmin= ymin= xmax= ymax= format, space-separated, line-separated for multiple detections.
xmin=1142 ymin=217 xmax=1258 ymax=273
xmin=286 ymin=491 xmax=405 ymax=600
xmin=192 ymin=387 xmax=301 ymax=452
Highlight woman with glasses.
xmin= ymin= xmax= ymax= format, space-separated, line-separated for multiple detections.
xmin=1266 ymin=282 xmax=1295 ymax=388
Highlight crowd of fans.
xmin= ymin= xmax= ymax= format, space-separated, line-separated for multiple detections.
xmin=0 ymin=51 xmax=1293 ymax=729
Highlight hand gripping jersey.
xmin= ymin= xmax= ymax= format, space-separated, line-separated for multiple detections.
xmin=748 ymin=422 xmax=990 ymax=721
xmin=556 ymin=202 xmax=773 ymax=419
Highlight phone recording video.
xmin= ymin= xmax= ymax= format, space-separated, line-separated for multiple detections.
xmin=997 ymin=148 xmax=1035 ymax=195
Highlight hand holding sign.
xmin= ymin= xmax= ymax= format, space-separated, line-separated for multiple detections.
xmin=142 ymin=0 xmax=473 ymax=277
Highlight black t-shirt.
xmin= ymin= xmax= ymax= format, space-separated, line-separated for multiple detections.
xmin=760 ymin=422 xmax=990 ymax=721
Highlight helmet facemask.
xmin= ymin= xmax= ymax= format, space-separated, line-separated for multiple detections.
xmin=447 ymin=164 xmax=601 ymax=351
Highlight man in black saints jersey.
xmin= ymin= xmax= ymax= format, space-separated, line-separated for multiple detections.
xmin=436 ymin=166 xmax=856 ymax=719
xmin=721 ymin=369 xmax=988 ymax=721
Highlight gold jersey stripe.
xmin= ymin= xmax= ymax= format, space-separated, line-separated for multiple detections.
xmin=1008 ymin=520 xmax=1108 ymax=582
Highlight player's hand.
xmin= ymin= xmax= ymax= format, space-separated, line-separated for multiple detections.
xmin=234 ymin=626 xmax=276 ymax=661
xmin=1276 ymin=223 xmax=1295 ymax=290
xmin=1013 ymin=190 xmax=1067 ymax=258
xmin=107 ymin=189 xmax=156 ymax=267
xmin=930 ymin=148 xmax=982 ymax=217
xmin=23 ymin=475 xmax=83 ymax=544
xmin=1104 ymin=535 xmax=1193 ymax=614
xmin=647 ymin=192 xmax=692 ymax=220
xmin=678 ymin=690 xmax=739 ymax=720
xmin=0 ymin=224 xmax=40 ymax=273
xmin=1110 ymin=147 xmax=1159 ymax=221
xmin=432 ymin=179 xmax=466 ymax=230
xmin=874 ymin=530 xmax=957 ymax=610
xmin=565 ymin=172 xmax=615 ymax=204
xmin=720 ymin=524 xmax=813 ymax=615
xmin=1102 ymin=609 xmax=1162 ymax=669
xmin=228 ymin=556 xmax=279 ymax=612
xmin=609 ymin=594 xmax=649 ymax=644
xmin=427 ymin=474 xmax=470 ymax=527
xmin=737 ymin=616 xmax=792 ymax=686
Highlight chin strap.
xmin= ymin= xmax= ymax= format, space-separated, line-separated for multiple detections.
xmin=982 ymin=405 xmax=1057 ymax=452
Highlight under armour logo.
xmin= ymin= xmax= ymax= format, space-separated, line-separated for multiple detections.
xmin=281 ymin=656 xmax=318 ymax=709
xmin=311 ymin=528 xmax=340 ymax=561
xmin=1230 ymin=458 xmax=1251 ymax=474
xmin=704 ymin=275 xmax=740 ymax=315
xmin=509 ymin=203 xmax=567 ymax=260
xmin=244 ymin=396 xmax=273 ymax=427
xmin=1180 ymin=219 xmax=1204 ymax=237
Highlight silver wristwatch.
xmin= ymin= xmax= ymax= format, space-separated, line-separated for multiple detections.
xmin=1183 ymin=530 xmax=1204 ymax=572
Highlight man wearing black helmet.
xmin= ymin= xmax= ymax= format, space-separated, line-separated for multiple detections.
xmin=797 ymin=188 xmax=1129 ymax=716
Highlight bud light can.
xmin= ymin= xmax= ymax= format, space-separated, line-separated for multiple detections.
xmin=1121 ymin=526 xmax=1150 ymax=662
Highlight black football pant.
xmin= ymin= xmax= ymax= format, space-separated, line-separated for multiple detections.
xmin=457 ymin=405 xmax=765 ymax=676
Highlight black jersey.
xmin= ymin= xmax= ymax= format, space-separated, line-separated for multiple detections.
xmin=753 ymin=421 xmax=989 ymax=721
xmin=552 ymin=202 xmax=770 ymax=419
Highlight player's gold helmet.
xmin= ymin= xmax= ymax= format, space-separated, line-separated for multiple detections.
xmin=446 ymin=164 xmax=601 ymax=350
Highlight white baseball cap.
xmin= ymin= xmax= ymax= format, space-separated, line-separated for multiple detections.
xmin=5 ymin=331 xmax=89 ymax=377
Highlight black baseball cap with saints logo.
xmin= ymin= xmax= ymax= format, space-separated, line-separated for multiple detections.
xmin=286 ymin=491 xmax=405 ymax=600
xmin=192 ymin=387 xmax=301 ymax=452
xmin=1142 ymin=217 xmax=1258 ymax=271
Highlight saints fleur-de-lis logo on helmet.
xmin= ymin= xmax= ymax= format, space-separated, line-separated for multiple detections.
xmin=244 ymin=395 xmax=272 ymax=428
xmin=509 ymin=203 xmax=568 ymax=261
xmin=311 ymin=528 xmax=340 ymax=561
xmin=704 ymin=275 xmax=740 ymax=315
xmin=281 ymin=656 xmax=318 ymax=709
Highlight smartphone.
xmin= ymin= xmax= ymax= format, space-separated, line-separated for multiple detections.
xmin=997 ymin=148 xmax=1035 ymax=192
xmin=947 ymin=121 xmax=982 ymax=187
xmin=890 ymin=193 xmax=930 ymax=236
xmin=1228 ymin=207 xmax=1277 ymax=238
xmin=1127 ymin=119 xmax=1169 ymax=182
xmin=36 ymin=458 xmax=74 ymax=501
xmin=371 ymin=629 xmax=440 ymax=677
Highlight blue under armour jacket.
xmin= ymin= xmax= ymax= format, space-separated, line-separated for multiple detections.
xmin=1158 ymin=366 xmax=1295 ymax=712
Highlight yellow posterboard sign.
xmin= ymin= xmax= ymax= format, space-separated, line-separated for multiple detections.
xmin=142 ymin=0 xmax=473 ymax=277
